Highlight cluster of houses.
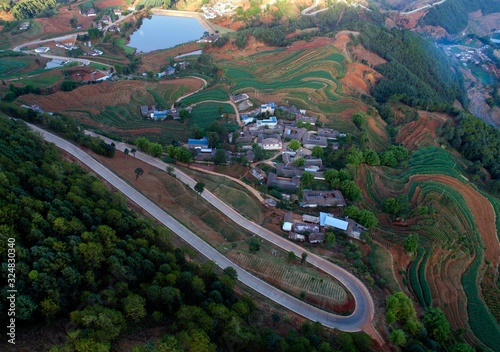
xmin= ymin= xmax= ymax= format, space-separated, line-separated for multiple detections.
xmin=201 ymin=1 xmax=238 ymax=19
xmin=182 ymin=137 xmax=256 ymax=163
xmin=283 ymin=211 xmax=367 ymax=243
xmin=140 ymin=105 xmax=191 ymax=120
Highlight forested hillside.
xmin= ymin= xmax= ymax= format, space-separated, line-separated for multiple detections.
xmin=0 ymin=116 xmax=371 ymax=351
xmin=422 ymin=0 xmax=500 ymax=34
xmin=356 ymin=25 xmax=467 ymax=109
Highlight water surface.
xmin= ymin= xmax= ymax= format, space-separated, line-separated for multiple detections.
xmin=127 ymin=16 xmax=206 ymax=53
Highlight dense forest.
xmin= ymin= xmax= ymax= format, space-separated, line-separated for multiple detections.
xmin=11 ymin=0 xmax=57 ymax=20
xmin=421 ymin=0 xmax=500 ymax=34
xmin=0 ymin=116 xmax=376 ymax=351
xmin=355 ymin=25 xmax=467 ymax=109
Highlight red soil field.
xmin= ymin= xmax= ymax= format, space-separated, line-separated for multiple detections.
xmin=96 ymin=0 xmax=127 ymax=9
xmin=342 ymin=62 xmax=381 ymax=95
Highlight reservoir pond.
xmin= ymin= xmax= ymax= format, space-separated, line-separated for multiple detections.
xmin=127 ymin=15 xmax=206 ymax=53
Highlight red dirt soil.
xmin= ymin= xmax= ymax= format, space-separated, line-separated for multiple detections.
xmin=96 ymin=0 xmax=126 ymax=9
xmin=410 ymin=174 xmax=499 ymax=273
xmin=35 ymin=9 xmax=94 ymax=37
xmin=342 ymin=62 xmax=382 ymax=95
xmin=396 ymin=113 xmax=445 ymax=150
xmin=350 ymin=45 xmax=387 ymax=67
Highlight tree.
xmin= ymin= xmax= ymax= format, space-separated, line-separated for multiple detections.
xmin=146 ymin=70 xmax=154 ymax=79
xmin=124 ymin=148 xmax=129 ymax=158
xmin=301 ymin=171 xmax=314 ymax=187
xmin=223 ymin=266 xmax=238 ymax=281
xmin=346 ymin=147 xmax=364 ymax=167
xmin=363 ymin=149 xmax=380 ymax=166
xmin=149 ymin=143 xmax=164 ymax=158
xmin=293 ymin=157 xmax=306 ymax=167
xmin=389 ymin=329 xmax=406 ymax=346
xmin=212 ymin=149 xmax=226 ymax=165
xmin=341 ymin=180 xmax=362 ymax=201
xmin=179 ymin=108 xmax=190 ymax=122
xmin=272 ymin=313 xmax=280 ymax=326
xmin=131 ymin=148 xmax=136 ymax=156
xmin=423 ymin=307 xmax=450 ymax=343
xmin=134 ymin=167 xmax=144 ymax=180
xmin=352 ymin=112 xmax=366 ymax=128
xmin=383 ymin=195 xmax=409 ymax=216
xmin=450 ymin=343 xmax=475 ymax=352
xmin=311 ymin=145 xmax=324 ymax=158
xmin=287 ymin=251 xmax=296 ymax=262
xmin=289 ymin=139 xmax=301 ymax=151
xmin=301 ymin=252 xmax=307 ymax=264
xmin=123 ymin=294 xmax=146 ymax=322
xmin=194 ymin=182 xmax=205 ymax=193
xmin=403 ymin=234 xmax=419 ymax=253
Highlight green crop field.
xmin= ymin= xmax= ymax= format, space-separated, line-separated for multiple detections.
xmin=228 ymin=250 xmax=348 ymax=303
xmin=213 ymin=184 xmax=263 ymax=223
xmin=179 ymin=85 xmax=228 ymax=105
xmin=368 ymin=245 xmax=401 ymax=293
xmin=189 ymin=102 xmax=235 ymax=129
xmin=409 ymin=247 xmax=426 ymax=307
xmin=138 ymin=0 xmax=164 ymax=6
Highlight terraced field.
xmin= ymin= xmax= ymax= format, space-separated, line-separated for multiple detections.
xmin=189 ymin=102 xmax=235 ymax=129
xmin=227 ymin=250 xmax=348 ymax=304
xmin=0 ymin=55 xmax=50 ymax=79
xmin=222 ymin=46 xmax=366 ymax=125
xmin=18 ymin=79 xmax=203 ymax=142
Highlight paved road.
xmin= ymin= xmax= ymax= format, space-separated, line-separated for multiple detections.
xmin=399 ymin=0 xmax=445 ymax=15
xmin=82 ymin=131 xmax=379 ymax=338
xmin=11 ymin=11 xmax=136 ymax=67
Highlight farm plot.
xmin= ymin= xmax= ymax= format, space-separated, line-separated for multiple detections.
xmin=222 ymin=46 xmax=347 ymax=115
xmin=179 ymin=85 xmax=229 ymax=105
xmin=18 ymin=79 xmax=201 ymax=142
xmin=367 ymin=245 xmax=400 ymax=293
xmin=188 ymin=102 xmax=235 ymax=129
xmin=227 ymin=250 xmax=348 ymax=304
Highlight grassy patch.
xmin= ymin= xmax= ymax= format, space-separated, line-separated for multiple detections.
xmin=189 ymin=102 xmax=234 ymax=128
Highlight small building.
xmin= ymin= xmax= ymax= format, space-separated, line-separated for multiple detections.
xmin=288 ymin=232 xmax=305 ymax=242
xmin=108 ymin=25 xmax=118 ymax=32
xmin=241 ymin=115 xmax=255 ymax=125
xmin=92 ymin=21 xmax=102 ymax=29
xmin=250 ymin=168 xmax=266 ymax=180
xmin=141 ymin=105 xmax=156 ymax=116
xmin=235 ymin=129 xmax=252 ymax=144
xmin=230 ymin=93 xmax=249 ymax=103
xmin=256 ymin=116 xmax=277 ymax=128
xmin=296 ymin=114 xmax=316 ymax=125
xmin=282 ymin=212 xmax=293 ymax=231
xmin=284 ymin=126 xmax=307 ymax=141
xmin=167 ymin=67 xmax=176 ymax=76
xmin=81 ymin=8 xmax=97 ymax=17
xmin=19 ymin=22 xmax=30 ymax=30
xmin=185 ymin=137 xmax=209 ymax=149
xmin=332 ymin=142 xmax=340 ymax=150
xmin=35 ymin=47 xmax=50 ymax=53
xmin=308 ymin=233 xmax=325 ymax=244
xmin=113 ymin=8 xmax=122 ymax=16
xmin=302 ymin=133 xmax=328 ymax=149
xmin=317 ymin=128 xmax=339 ymax=140
xmin=101 ymin=14 xmax=112 ymax=23
xmin=89 ymin=49 xmax=103 ymax=56
xmin=320 ymin=213 xmax=349 ymax=231
xmin=267 ymin=172 xmax=300 ymax=190
xmin=258 ymin=134 xmax=282 ymax=150
xmin=92 ymin=72 xmax=110 ymax=81
xmin=300 ymin=190 xmax=346 ymax=208
xmin=302 ymin=215 xmax=320 ymax=224
xmin=197 ymin=34 xmax=219 ymax=43
xmin=261 ymin=102 xmax=275 ymax=114
xmin=294 ymin=222 xmax=320 ymax=234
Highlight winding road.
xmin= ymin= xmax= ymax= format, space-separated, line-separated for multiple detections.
xmin=77 ymin=129 xmax=380 ymax=341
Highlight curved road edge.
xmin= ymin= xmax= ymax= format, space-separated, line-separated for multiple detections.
xmin=27 ymin=122 xmax=381 ymax=339
xmin=82 ymin=130 xmax=380 ymax=341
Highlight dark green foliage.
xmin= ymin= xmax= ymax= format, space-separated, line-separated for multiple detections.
xmin=3 ymin=83 xmax=40 ymax=102
xmin=358 ymin=26 xmax=467 ymax=109
xmin=343 ymin=206 xmax=378 ymax=228
xmin=194 ymin=182 xmax=205 ymax=193
xmin=422 ymin=0 xmax=500 ymax=34
xmin=11 ymin=0 xmax=56 ymax=19
xmin=60 ymin=80 xmax=81 ymax=92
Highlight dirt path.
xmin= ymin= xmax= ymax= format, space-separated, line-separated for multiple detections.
xmin=173 ymin=76 xmax=207 ymax=106
xmin=410 ymin=174 xmax=499 ymax=274
xmin=187 ymin=164 xmax=265 ymax=202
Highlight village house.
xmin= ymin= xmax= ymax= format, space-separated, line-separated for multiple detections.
xmin=288 ymin=233 xmax=306 ymax=242
xmin=302 ymin=214 xmax=320 ymax=224
xmin=141 ymin=105 xmax=156 ymax=116
xmin=279 ymin=105 xmax=306 ymax=115
xmin=234 ymin=129 xmax=253 ymax=144
xmin=56 ymin=42 xmax=79 ymax=50
xmin=197 ymin=34 xmax=219 ymax=43
xmin=319 ymin=212 xmax=367 ymax=240
xmin=241 ymin=115 xmax=255 ymax=125
xmin=257 ymin=134 xmax=282 ymax=150
xmin=317 ymin=128 xmax=340 ymax=139
xmin=225 ymin=150 xmax=255 ymax=163
xmin=282 ymin=153 xmax=322 ymax=168
xmin=308 ymin=233 xmax=325 ymax=244
xmin=249 ymin=124 xmax=284 ymax=137
xmin=282 ymin=212 xmax=293 ymax=231
xmin=184 ymin=137 xmax=209 ymax=149
xmin=332 ymin=142 xmax=340 ymax=150
xmin=108 ymin=25 xmax=118 ymax=32
xmin=302 ymin=132 xmax=328 ymax=149
xmin=113 ymin=8 xmax=122 ymax=16
xmin=296 ymin=114 xmax=317 ymax=125
xmin=256 ymin=116 xmax=277 ymax=128
xmin=230 ymin=93 xmax=249 ymax=103
xmin=293 ymin=222 xmax=320 ymax=234
xmin=35 ymin=47 xmax=50 ymax=53
xmin=266 ymin=172 xmax=300 ymax=190
xmin=283 ymin=126 xmax=307 ymax=141
xmin=275 ymin=163 xmax=324 ymax=180
xmin=101 ymin=14 xmax=112 ymax=23
xmin=81 ymin=8 xmax=97 ymax=17
xmin=300 ymin=190 xmax=347 ymax=208
xmin=92 ymin=21 xmax=103 ymax=30
xmin=261 ymin=102 xmax=276 ymax=114
xmin=19 ymin=22 xmax=30 ymax=30
xmin=250 ymin=167 xmax=266 ymax=180
xmin=194 ymin=148 xmax=215 ymax=161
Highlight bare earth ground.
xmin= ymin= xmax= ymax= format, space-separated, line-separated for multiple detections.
xmin=410 ymin=174 xmax=499 ymax=273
